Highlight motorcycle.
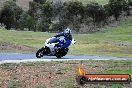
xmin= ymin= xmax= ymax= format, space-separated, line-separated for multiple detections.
xmin=36 ymin=37 xmax=76 ymax=58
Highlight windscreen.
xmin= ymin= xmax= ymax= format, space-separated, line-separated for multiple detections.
xmin=48 ymin=37 xmax=58 ymax=44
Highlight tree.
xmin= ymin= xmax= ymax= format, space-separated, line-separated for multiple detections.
xmin=64 ymin=1 xmax=84 ymax=17
xmin=36 ymin=20 xmax=50 ymax=32
xmin=28 ymin=1 xmax=39 ymax=31
xmin=33 ymin=0 xmax=46 ymax=4
xmin=60 ymin=1 xmax=84 ymax=31
xmin=52 ymin=1 xmax=64 ymax=18
xmin=104 ymin=4 xmax=112 ymax=17
xmin=0 ymin=0 xmax=23 ymax=30
xmin=12 ymin=4 xmax=23 ymax=29
xmin=125 ymin=0 xmax=132 ymax=15
xmin=39 ymin=1 xmax=53 ymax=32
xmin=128 ymin=0 xmax=132 ymax=6
xmin=108 ymin=0 xmax=127 ymax=20
xmin=85 ymin=2 xmax=107 ymax=25
xmin=19 ymin=12 xmax=35 ymax=31
xmin=28 ymin=0 xmax=53 ymax=32
xmin=41 ymin=1 xmax=53 ymax=19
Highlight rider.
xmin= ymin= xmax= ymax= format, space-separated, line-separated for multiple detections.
xmin=53 ymin=28 xmax=72 ymax=50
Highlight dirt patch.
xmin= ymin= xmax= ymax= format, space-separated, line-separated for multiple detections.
xmin=0 ymin=61 xmax=131 ymax=88
xmin=0 ymin=41 xmax=37 ymax=53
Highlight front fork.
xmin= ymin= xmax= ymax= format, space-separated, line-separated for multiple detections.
xmin=43 ymin=46 xmax=50 ymax=55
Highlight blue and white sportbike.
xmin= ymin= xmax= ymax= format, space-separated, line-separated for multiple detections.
xmin=36 ymin=37 xmax=76 ymax=58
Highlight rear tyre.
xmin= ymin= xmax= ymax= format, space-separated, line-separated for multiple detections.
xmin=56 ymin=55 xmax=62 ymax=58
xmin=62 ymin=48 xmax=69 ymax=56
xmin=55 ymin=48 xmax=69 ymax=58
xmin=36 ymin=47 xmax=45 ymax=58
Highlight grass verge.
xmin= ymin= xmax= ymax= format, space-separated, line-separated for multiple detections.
xmin=0 ymin=16 xmax=132 ymax=57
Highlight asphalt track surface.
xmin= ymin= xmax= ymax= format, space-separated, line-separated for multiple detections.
xmin=0 ymin=53 xmax=132 ymax=63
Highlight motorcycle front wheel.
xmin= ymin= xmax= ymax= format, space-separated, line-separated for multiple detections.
xmin=36 ymin=47 xmax=45 ymax=58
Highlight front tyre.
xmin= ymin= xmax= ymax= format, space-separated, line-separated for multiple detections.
xmin=36 ymin=47 xmax=45 ymax=58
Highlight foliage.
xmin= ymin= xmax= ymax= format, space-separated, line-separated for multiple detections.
xmin=19 ymin=12 xmax=35 ymax=31
xmin=129 ymin=0 xmax=132 ymax=6
xmin=56 ymin=1 xmax=85 ymax=31
xmin=40 ymin=1 xmax=53 ymax=31
xmin=0 ymin=0 xmax=23 ymax=30
xmin=64 ymin=1 xmax=84 ymax=16
xmin=28 ymin=1 xmax=53 ymax=32
xmin=41 ymin=2 xmax=53 ymax=16
xmin=51 ymin=22 xmax=66 ymax=32
xmin=28 ymin=1 xmax=39 ymax=31
xmin=107 ymin=0 xmax=128 ymax=20
xmin=28 ymin=1 xmax=38 ymax=17
xmin=85 ymin=2 xmax=107 ymax=24
xmin=52 ymin=1 xmax=64 ymax=17
xmin=0 ymin=0 xmax=131 ymax=32
xmin=33 ymin=0 xmax=46 ymax=4
xmin=36 ymin=20 xmax=51 ymax=32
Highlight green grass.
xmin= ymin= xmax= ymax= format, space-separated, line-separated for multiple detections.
xmin=0 ymin=18 xmax=132 ymax=57
xmin=8 ymin=80 xmax=20 ymax=88
xmin=102 ymin=69 xmax=132 ymax=75
xmin=99 ymin=61 xmax=132 ymax=74
xmin=70 ymin=19 xmax=132 ymax=57
xmin=0 ymin=30 xmax=54 ymax=47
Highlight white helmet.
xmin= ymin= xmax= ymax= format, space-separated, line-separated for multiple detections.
xmin=64 ymin=28 xmax=71 ymax=36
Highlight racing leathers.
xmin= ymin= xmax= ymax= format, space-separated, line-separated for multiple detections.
xmin=54 ymin=32 xmax=72 ymax=49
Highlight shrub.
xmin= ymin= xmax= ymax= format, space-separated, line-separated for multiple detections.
xmin=85 ymin=2 xmax=107 ymax=25
xmin=0 ymin=0 xmax=23 ymax=30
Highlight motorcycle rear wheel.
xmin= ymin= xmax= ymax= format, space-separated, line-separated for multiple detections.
xmin=56 ymin=55 xmax=62 ymax=58
xmin=55 ymin=48 xmax=69 ymax=58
